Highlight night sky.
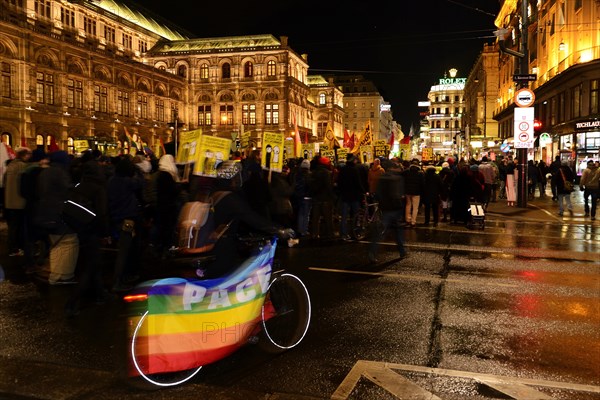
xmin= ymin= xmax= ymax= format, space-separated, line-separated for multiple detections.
xmin=138 ymin=0 xmax=500 ymax=133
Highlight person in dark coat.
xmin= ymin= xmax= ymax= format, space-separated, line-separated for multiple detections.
xmin=107 ymin=156 xmax=143 ymax=291
xmin=450 ymin=163 xmax=472 ymax=224
xmin=336 ymin=154 xmax=366 ymax=240
xmin=368 ymin=162 xmax=407 ymax=263
xmin=402 ymin=159 xmax=424 ymax=227
xmin=438 ymin=162 xmax=455 ymax=222
xmin=202 ymin=161 xmax=292 ymax=278
xmin=556 ymin=161 xmax=575 ymax=216
xmin=422 ymin=165 xmax=443 ymax=226
xmin=64 ymin=156 xmax=110 ymax=317
xmin=308 ymin=157 xmax=335 ymax=240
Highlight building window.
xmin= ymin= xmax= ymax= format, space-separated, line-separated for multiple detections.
xmin=156 ymin=99 xmax=165 ymax=122
xmin=244 ymin=62 xmax=253 ymax=78
xmin=84 ymin=16 xmax=96 ymax=36
xmin=36 ymin=72 xmax=54 ymax=104
xmin=591 ymin=80 xmax=599 ymax=115
xmin=242 ymin=104 xmax=256 ymax=125
xmin=138 ymin=40 xmax=147 ymax=53
xmin=104 ymin=26 xmax=115 ymax=43
xmin=171 ymin=103 xmax=178 ymax=122
xmin=558 ymin=92 xmax=565 ymax=123
xmin=117 ymin=90 xmax=130 ymax=116
xmin=93 ymin=85 xmax=107 ymax=113
xmin=200 ymin=63 xmax=209 ymax=79
xmin=370 ymin=112 xmax=375 ymax=118
xmin=122 ymin=33 xmax=132 ymax=50
xmin=319 ymin=93 xmax=326 ymax=105
xmin=1 ymin=62 xmax=11 ymax=98
xmin=317 ymin=122 xmax=327 ymax=140
xmin=61 ymin=7 xmax=75 ymax=28
xmin=198 ymin=105 xmax=211 ymax=126
xmin=265 ymin=103 xmax=279 ymax=125
xmin=137 ymin=95 xmax=148 ymax=119
xmin=35 ymin=0 xmax=51 ymax=18
xmin=572 ymin=84 xmax=582 ymax=118
xmin=67 ymin=79 xmax=83 ymax=109
xmin=177 ymin=65 xmax=187 ymax=78
xmin=267 ymin=60 xmax=276 ymax=77
xmin=220 ymin=105 xmax=233 ymax=125
xmin=222 ymin=63 xmax=231 ymax=79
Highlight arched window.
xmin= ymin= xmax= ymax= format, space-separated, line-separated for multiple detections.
xmin=177 ymin=65 xmax=187 ymax=78
xmin=1 ymin=133 xmax=11 ymax=146
xmin=267 ymin=60 xmax=276 ymax=77
xmin=222 ymin=63 xmax=231 ymax=79
xmin=200 ymin=63 xmax=209 ymax=79
xmin=158 ymin=65 xmax=166 ymax=72
xmin=319 ymin=93 xmax=326 ymax=105
xmin=244 ymin=61 xmax=253 ymax=78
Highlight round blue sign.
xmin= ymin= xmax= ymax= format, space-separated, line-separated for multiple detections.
xmin=500 ymin=143 xmax=510 ymax=153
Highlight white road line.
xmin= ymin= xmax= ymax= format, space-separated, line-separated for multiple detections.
xmin=308 ymin=267 xmax=518 ymax=288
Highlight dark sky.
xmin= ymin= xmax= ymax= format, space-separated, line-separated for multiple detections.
xmin=139 ymin=0 xmax=500 ymax=133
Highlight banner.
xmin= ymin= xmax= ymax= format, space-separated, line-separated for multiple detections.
xmin=321 ymin=149 xmax=335 ymax=165
xmin=373 ymin=144 xmax=389 ymax=159
xmin=261 ymin=132 xmax=285 ymax=172
xmin=422 ymin=147 xmax=433 ymax=162
xmin=399 ymin=143 xmax=410 ymax=160
xmin=283 ymin=139 xmax=294 ymax=165
xmin=193 ymin=135 xmax=232 ymax=177
xmin=301 ymin=143 xmax=317 ymax=160
xmin=359 ymin=145 xmax=373 ymax=164
xmin=324 ymin=123 xmax=341 ymax=149
xmin=351 ymin=121 xmax=373 ymax=153
xmin=336 ymin=148 xmax=348 ymax=164
xmin=73 ymin=139 xmax=91 ymax=154
xmin=177 ymin=129 xmax=202 ymax=164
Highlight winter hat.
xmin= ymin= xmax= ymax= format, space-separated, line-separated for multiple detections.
xmin=300 ymin=159 xmax=310 ymax=169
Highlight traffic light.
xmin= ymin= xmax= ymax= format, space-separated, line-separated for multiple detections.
xmin=533 ymin=119 xmax=542 ymax=135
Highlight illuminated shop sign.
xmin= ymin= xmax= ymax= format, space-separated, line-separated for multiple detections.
xmin=575 ymin=120 xmax=600 ymax=130
xmin=438 ymin=78 xmax=466 ymax=85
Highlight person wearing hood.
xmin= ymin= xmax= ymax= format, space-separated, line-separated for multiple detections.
xmin=336 ymin=153 xmax=366 ymax=240
xmin=368 ymin=158 xmax=385 ymax=195
xmin=579 ymin=160 xmax=599 ymax=220
xmin=4 ymin=146 xmax=31 ymax=257
xmin=308 ymin=156 xmax=335 ymax=240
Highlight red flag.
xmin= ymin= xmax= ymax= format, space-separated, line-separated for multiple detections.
xmin=343 ymin=129 xmax=350 ymax=148
xmin=388 ymin=130 xmax=395 ymax=148
xmin=347 ymin=132 xmax=355 ymax=151
xmin=20 ymin=136 xmax=27 ymax=148
xmin=292 ymin=113 xmax=301 ymax=157
xmin=49 ymin=136 xmax=60 ymax=152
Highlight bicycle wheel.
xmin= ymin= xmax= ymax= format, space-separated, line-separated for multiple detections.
xmin=352 ymin=208 xmax=368 ymax=240
xmin=129 ymin=310 xmax=203 ymax=388
xmin=260 ymin=273 xmax=311 ymax=353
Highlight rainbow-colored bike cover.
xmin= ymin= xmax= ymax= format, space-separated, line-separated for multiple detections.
xmin=129 ymin=240 xmax=277 ymax=375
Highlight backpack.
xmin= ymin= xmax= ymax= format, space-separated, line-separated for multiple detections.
xmin=176 ymin=191 xmax=230 ymax=254
xmin=61 ymin=183 xmax=96 ymax=232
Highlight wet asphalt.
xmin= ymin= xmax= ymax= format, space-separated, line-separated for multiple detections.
xmin=0 ymin=190 xmax=599 ymax=399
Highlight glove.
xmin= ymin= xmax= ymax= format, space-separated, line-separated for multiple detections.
xmin=277 ymin=228 xmax=295 ymax=240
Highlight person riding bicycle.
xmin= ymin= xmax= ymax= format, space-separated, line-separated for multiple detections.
xmin=201 ymin=160 xmax=294 ymax=278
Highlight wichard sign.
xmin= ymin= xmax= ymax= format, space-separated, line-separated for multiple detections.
xmin=514 ymin=88 xmax=535 ymax=107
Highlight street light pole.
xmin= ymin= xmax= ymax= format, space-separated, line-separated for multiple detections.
xmin=517 ymin=0 xmax=529 ymax=208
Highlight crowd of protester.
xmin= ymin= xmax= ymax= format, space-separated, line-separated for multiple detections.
xmin=2 ymin=145 xmax=595 ymax=316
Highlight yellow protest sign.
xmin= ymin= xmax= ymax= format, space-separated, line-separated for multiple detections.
xmin=359 ymin=146 xmax=373 ymax=164
xmin=261 ymin=132 xmax=285 ymax=172
xmin=73 ymin=139 xmax=91 ymax=154
xmin=336 ymin=148 xmax=348 ymax=164
xmin=193 ymin=135 xmax=232 ymax=177
xmin=283 ymin=139 xmax=294 ymax=165
xmin=321 ymin=150 xmax=335 ymax=164
xmin=301 ymin=143 xmax=316 ymax=160
xmin=422 ymin=147 xmax=433 ymax=162
xmin=400 ymin=143 xmax=410 ymax=159
xmin=177 ymin=129 xmax=202 ymax=164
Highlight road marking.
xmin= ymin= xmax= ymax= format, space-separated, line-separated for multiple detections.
xmin=332 ymin=360 xmax=600 ymax=399
xmin=308 ymin=267 xmax=518 ymax=288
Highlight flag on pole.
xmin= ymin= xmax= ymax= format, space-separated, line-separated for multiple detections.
xmin=123 ymin=126 xmax=137 ymax=152
xmin=388 ymin=129 xmax=395 ymax=148
xmin=292 ymin=113 xmax=301 ymax=158
xmin=343 ymin=129 xmax=350 ymax=148
xmin=351 ymin=120 xmax=372 ymax=153
xmin=324 ymin=123 xmax=341 ymax=149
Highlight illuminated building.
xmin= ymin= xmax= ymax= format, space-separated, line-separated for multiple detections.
xmin=464 ymin=43 xmax=500 ymax=159
xmin=306 ymin=75 xmax=345 ymax=144
xmin=426 ymin=68 xmax=466 ymax=159
xmin=493 ymin=0 xmax=600 ymax=171
xmin=332 ymin=75 xmax=394 ymax=143
xmin=0 ymin=0 xmax=322 ymax=153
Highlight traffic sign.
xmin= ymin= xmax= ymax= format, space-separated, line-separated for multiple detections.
xmin=513 ymin=74 xmax=537 ymax=82
xmin=514 ymin=107 xmax=534 ymax=148
xmin=514 ymin=88 xmax=535 ymax=107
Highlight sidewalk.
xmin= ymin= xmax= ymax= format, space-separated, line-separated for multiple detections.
xmin=485 ymin=190 xmax=594 ymax=224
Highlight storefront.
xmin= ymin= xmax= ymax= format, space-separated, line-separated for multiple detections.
xmin=574 ymin=119 xmax=600 ymax=176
